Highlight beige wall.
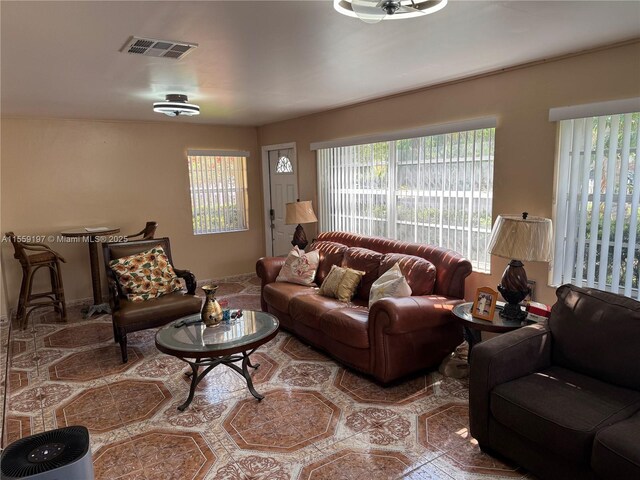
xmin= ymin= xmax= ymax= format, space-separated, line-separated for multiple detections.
xmin=2 ymin=42 xmax=638 ymax=316
xmin=1 ymin=118 xmax=261 ymax=316
xmin=257 ymin=41 xmax=640 ymax=306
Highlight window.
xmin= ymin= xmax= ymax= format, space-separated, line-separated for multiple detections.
xmin=552 ymin=111 xmax=639 ymax=298
xmin=316 ymin=124 xmax=495 ymax=272
xmin=276 ymin=155 xmax=293 ymax=173
xmin=187 ymin=150 xmax=249 ymax=235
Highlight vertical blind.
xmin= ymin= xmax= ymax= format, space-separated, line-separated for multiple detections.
xmin=552 ymin=112 xmax=639 ymax=298
xmin=187 ymin=151 xmax=249 ymax=234
xmin=317 ymin=128 xmax=495 ymax=272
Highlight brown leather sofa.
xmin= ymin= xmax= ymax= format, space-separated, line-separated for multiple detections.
xmin=256 ymin=231 xmax=472 ymax=384
xmin=103 ymin=238 xmax=202 ymax=363
xmin=469 ymin=284 xmax=640 ymax=480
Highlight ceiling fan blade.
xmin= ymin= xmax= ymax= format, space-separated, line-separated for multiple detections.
xmin=396 ymin=5 xmax=426 ymax=15
xmin=352 ymin=0 xmax=386 ymax=24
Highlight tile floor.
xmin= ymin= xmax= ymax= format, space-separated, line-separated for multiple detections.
xmin=2 ymin=274 xmax=532 ymax=479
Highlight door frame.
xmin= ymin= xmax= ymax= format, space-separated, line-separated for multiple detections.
xmin=261 ymin=142 xmax=298 ymax=257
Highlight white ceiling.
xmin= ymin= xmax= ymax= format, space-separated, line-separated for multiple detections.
xmin=1 ymin=1 xmax=639 ymax=126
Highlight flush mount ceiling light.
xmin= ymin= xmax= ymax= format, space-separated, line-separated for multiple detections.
xmin=334 ymin=0 xmax=447 ymax=23
xmin=153 ymin=94 xmax=200 ymax=117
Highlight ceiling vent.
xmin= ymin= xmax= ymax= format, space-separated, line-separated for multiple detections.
xmin=121 ymin=36 xmax=198 ymax=60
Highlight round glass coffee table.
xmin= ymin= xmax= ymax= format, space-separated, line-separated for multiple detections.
xmin=155 ymin=310 xmax=279 ymax=411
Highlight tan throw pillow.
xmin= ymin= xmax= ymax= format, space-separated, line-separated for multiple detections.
xmin=369 ymin=262 xmax=412 ymax=308
xmin=276 ymin=247 xmax=320 ymax=286
xmin=320 ymin=265 xmax=364 ymax=302
xmin=109 ymin=245 xmax=182 ymax=302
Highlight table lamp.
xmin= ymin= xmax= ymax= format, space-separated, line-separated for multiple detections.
xmin=487 ymin=212 xmax=553 ymax=321
xmin=285 ymin=200 xmax=318 ymax=250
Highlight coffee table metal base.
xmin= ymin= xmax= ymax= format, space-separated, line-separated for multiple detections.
xmin=178 ymin=348 xmax=261 ymax=411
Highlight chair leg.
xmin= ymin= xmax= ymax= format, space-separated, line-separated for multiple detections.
xmin=16 ymin=269 xmax=28 ymax=323
xmin=19 ymin=269 xmax=35 ymax=329
xmin=119 ymin=328 xmax=129 ymax=363
xmin=53 ymin=260 xmax=67 ymax=321
xmin=113 ymin=322 xmax=120 ymax=343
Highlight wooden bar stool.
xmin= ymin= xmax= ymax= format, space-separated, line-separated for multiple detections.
xmin=6 ymin=232 xmax=67 ymax=328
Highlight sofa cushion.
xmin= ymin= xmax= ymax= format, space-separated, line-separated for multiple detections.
xmin=491 ymin=366 xmax=640 ymax=465
xmin=550 ymin=284 xmax=640 ymax=390
xmin=113 ymin=291 xmax=202 ymax=327
xmin=309 ymin=241 xmax=348 ymax=285
xmin=380 ymin=253 xmax=436 ymax=296
xmin=592 ymin=411 xmax=640 ymax=479
xmin=320 ymin=307 xmax=370 ymax=349
xmin=263 ymin=282 xmax=318 ymax=314
xmin=275 ymin=246 xmax=319 ymax=286
xmin=290 ymin=294 xmax=346 ymax=330
xmin=342 ymin=247 xmax=384 ymax=301
xmin=319 ymin=265 xmax=365 ymax=302
xmin=369 ymin=263 xmax=412 ymax=308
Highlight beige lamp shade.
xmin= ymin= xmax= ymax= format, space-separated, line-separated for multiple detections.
xmin=285 ymin=201 xmax=318 ymax=225
xmin=487 ymin=214 xmax=553 ymax=262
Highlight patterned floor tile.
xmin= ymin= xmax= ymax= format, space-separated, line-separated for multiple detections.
xmin=49 ymin=345 xmax=142 ymax=381
xmin=5 ymin=415 xmax=33 ymax=445
xmin=334 ymin=368 xmax=435 ymax=405
xmin=55 ymin=379 xmax=171 ymax=433
xmin=223 ymin=389 xmax=340 ymax=453
xmin=418 ymin=403 xmax=521 ymax=477
xmin=2 ymin=275 xmax=531 ymax=480
xmin=43 ymin=322 xmax=113 ymax=348
xmin=93 ymin=429 xmax=217 ymax=480
xmin=298 ymin=448 xmax=415 ymax=480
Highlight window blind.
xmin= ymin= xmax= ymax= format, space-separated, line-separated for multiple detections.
xmin=317 ymin=128 xmax=495 ymax=272
xmin=552 ymin=112 xmax=639 ymax=298
xmin=187 ymin=152 xmax=249 ymax=235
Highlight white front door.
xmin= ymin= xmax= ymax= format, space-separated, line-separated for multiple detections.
xmin=262 ymin=144 xmax=298 ymax=256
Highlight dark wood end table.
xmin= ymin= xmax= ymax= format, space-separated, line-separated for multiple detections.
xmin=451 ymin=302 xmax=527 ymax=361
xmin=155 ymin=310 xmax=279 ymax=411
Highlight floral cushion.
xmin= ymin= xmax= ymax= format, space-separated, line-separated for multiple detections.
xmin=276 ymin=246 xmax=320 ymax=286
xmin=369 ymin=262 xmax=412 ymax=307
xmin=320 ymin=265 xmax=365 ymax=302
xmin=109 ymin=246 xmax=182 ymax=302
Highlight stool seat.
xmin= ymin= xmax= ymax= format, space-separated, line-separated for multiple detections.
xmin=6 ymin=232 xmax=67 ymax=328
xmin=21 ymin=251 xmax=58 ymax=265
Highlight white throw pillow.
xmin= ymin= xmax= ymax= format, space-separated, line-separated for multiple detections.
xmin=369 ymin=263 xmax=412 ymax=308
xmin=276 ymin=247 xmax=320 ymax=286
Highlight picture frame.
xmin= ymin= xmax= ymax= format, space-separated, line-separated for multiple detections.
xmin=471 ymin=287 xmax=498 ymax=321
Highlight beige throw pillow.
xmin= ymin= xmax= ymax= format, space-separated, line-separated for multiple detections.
xmin=319 ymin=265 xmax=364 ymax=302
xmin=276 ymin=247 xmax=320 ymax=286
xmin=369 ymin=262 xmax=412 ymax=307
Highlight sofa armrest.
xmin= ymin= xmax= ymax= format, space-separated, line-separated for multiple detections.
xmin=367 ymin=295 xmax=464 ymax=383
xmin=174 ymin=268 xmax=197 ymax=295
xmin=256 ymin=257 xmax=286 ymax=311
xmin=369 ymin=295 xmax=463 ymax=334
xmin=256 ymin=257 xmax=285 ymax=285
xmin=469 ymin=322 xmax=552 ymax=446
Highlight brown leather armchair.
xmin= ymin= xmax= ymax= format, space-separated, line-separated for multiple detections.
xmin=103 ymin=237 xmax=201 ymax=362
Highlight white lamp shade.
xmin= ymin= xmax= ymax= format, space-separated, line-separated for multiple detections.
xmin=285 ymin=201 xmax=318 ymax=225
xmin=487 ymin=214 xmax=553 ymax=262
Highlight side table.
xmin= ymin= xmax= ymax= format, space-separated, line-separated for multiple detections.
xmin=60 ymin=227 xmax=120 ymax=318
xmin=451 ymin=302 xmax=527 ymax=362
